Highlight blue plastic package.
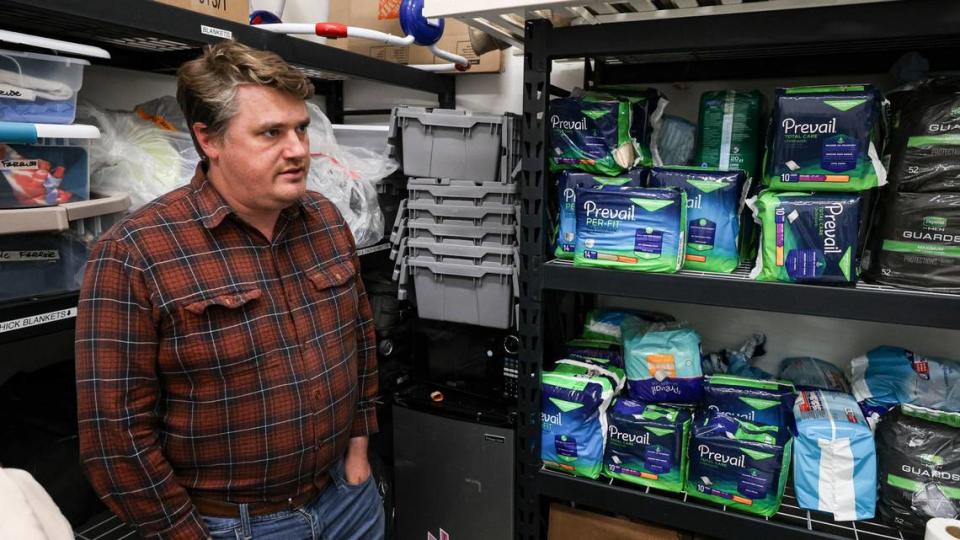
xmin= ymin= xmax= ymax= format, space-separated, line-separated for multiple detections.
xmin=686 ymin=412 xmax=793 ymax=517
xmin=702 ymin=375 xmax=795 ymax=428
xmin=603 ymin=400 xmax=691 ymax=493
xmin=555 ymin=170 xmax=645 ymax=259
xmin=779 ymin=357 xmax=851 ymax=393
xmin=850 ymin=346 xmax=960 ymax=414
xmin=623 ymin=320 xmax=703 ymax=403
xmin=541 ymin=362 xmax=617 ymax=479
xmin=648 ymin=166 xmax=749 ymax=273
xmin=574 ymin=186 xmax=687 ymax=273
xmin=793 ymin=390 xmax=876 ymax=521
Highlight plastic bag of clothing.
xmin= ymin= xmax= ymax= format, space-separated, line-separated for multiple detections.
xmin=306 ymin=102 xmax=397 ymax=247
xmin=0 ymin=467 xmax=74 ymax=540
xmin=779 ymin=357 xmax=850 ymax=393
xmin=80 ymin=101 xmax=198 ymax=210
xmin=876 ymin=405 xmax=960 ymax=530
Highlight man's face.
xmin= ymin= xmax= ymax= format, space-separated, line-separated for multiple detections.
xmin=203 ymin=85 xmax=310 ymax=212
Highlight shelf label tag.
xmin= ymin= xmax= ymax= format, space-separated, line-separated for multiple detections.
xmin=0 ymin=307 xmax=77 ymax=334
xmin=201 ymin=25 xmax=233 ymax=40
xmin=0 ymin=84 xmax=36 ymax=102
xmin=0 ymin=250 xmax=59 ymax=262
xmin=0 ymin=159 xmax=40 ymax=170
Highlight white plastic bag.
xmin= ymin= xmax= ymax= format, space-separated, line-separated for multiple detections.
xmin=306 ymin=102 xmax=397 ymax=247
xmin=80 ymin=101 xmax=198 ymax=210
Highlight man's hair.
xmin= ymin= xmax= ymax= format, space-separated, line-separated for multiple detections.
xmin=176 ymin=40 xmax=314 ymax=158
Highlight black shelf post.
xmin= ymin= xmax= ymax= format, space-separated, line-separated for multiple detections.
xmin=517 ymin=17 xmax=551 ymax=540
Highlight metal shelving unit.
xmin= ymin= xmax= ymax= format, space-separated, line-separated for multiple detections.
xmin=517 ymin=1 xmax=960 ymax=539
xmin=0 ymin=0 xmax=451 ymax=345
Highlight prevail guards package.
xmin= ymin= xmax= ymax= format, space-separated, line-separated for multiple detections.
xmin=764 ymin=85 xmax=886 ymax=192
xmin=702 ymin=375 xmax=795 ymax=429
xmin=603 ymin=400 xmax=691 ymax=493
xmin=870 ymin=192 xmax=960 ymax=292
xmin=876 ymin=405 xmax=960 ymax=530
xmin=696 ymin=90 xmax=764 ymax=181
xmin=622 ymin=320 xmax=703 ymax=404
xmin=574 ymin=186 xmax=687 ymax=273
xmin=793 ymin=390 xmax=877 ymax=521
xmin=749 ymin=191 xmax=863 ymax=284
xmin=888 ymin=77 xmax=960 ymax=192
xmin=555 ymin=170 xmax=646 ymax=259
xmin=541 ymin=363 xmax=616 ymax=479
xmin=686 ymin=412 xmax=793 ymax=517
xmin=549 ymin=95 xmax=637 ymax=175
xmin=849 ymin=346 xmax=960 ymax=414
xmin=648 ymin=166 xmax=749 ymax=273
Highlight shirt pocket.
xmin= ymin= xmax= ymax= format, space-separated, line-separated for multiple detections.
xmin=304 ymin=260 xmax=360 ymax=388
xmin=170 ymin=286 xmax=269 ymax=377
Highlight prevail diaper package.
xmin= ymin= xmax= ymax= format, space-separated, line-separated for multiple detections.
xmin=591 ymin=87 xmax=669 ymax=167
xmin=749 ymin=191 xmax=863 ymax=284
xmin=622 ymin=320 xmax=703 ymax=404
xmin=603 ymin=400 xmax=691 ymax=493
xmin=849 ymin=346 xmax=960 ymax=414
xmin=888 ymin=77 xmax=960 ymax=192
xmin=702 ymin=375 xmax=795 ymax=429
xmin=793 ymin=390 xmax=877 ymax=521
xmin=581 ymin=308 xmax=675 ymax=344
xmin=555 ymin=170 xmax=646 ymax=259
xmin=869 ymin=192 xmax=960 ymax=292
xmin=779 ymin=357 xmax=851 ymax=393
xmin=764 ymin=85 xmax=886 ymax=192
xmin=541 ymin=363 xmax=616 ymax=479
xmin=549 ymin=95 xmax=638 ymax=176
xmin=574 ymin=186 xmax=687 ymax=273
xmin=696 ymin=90 xmax=764 ymax=181
xmin=876 ymin=405 xmax=960 ymax=530
xmin=686 ymin=412 xmax=793 ymax=517
xmin=648 ymin=167 xmax=749 ymax=273
xmin=565 ymin=338 xmax=623 ymax=369
xmin=554 ymin=359 xmax=626 ymax=395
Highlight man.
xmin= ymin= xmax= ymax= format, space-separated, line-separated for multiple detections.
xmin=75 ymin=40 xmax=383 ymax=539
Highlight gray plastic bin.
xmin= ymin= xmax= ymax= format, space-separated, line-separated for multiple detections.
xmin=407 ymin=200 xmax=516 ymax=227
xmin=407 ymin=220 xmax=516 ymax=247
xmin=396 ymin=107 xmax=504 ymax=182
xmin=407 ymin=256 xmax=515 ymax=329
xmin=407 ymin=178 xmax=518 ymax=206
xmin=407 ymin=238 xmax=515 ymax=267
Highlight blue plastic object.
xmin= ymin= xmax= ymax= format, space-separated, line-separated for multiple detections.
xmin=0 ymin=122 xmax=38 ymax=144
xmin=399 ymin=0 xmax=444 ymax=46
xmin=249 ymin=10 xmax=282 ymax=24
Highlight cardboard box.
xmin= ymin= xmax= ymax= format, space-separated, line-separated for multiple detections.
xmin=548 ymin=504 xmax=693 ymax=540
xmin=155 ymin=0 xmax=248 ymax=25
xmin=326 ymin=0 xmax=502 ymax=74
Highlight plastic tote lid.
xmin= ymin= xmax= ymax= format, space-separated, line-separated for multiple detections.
xmin=0 ymin=122 xmax=101 ymax=144
xmin=0 ymin=29 xmax=109 ymax=60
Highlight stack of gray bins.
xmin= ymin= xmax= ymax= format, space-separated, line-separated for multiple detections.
xmin=388 ymin=106 xmax=521 ymax=329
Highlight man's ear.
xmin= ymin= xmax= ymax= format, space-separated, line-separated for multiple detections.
xmin=193 ymin=122 xmax=222 ymax=162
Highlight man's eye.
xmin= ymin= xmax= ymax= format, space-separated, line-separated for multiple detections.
xmin=296 ymin=124 xmax=308 ymax=135
xmin=263 ymin=129 xmax=280 ymax=138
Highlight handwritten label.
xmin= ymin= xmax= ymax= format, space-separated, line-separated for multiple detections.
xmin=1 ymin=159 xmax=40 ymax=170
xmin=0 ymin=307 xmax=77 ymax=334
xmin=201 ymin=25 xmax=233 ymax=40
xmin=0 ymin=250 xmax=60 ymax=262
xmin=0 ymin=84 xmax=36 ymax=102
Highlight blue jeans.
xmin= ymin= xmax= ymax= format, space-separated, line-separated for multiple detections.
xmin=201 ymin=460 xmax=385 ymax=539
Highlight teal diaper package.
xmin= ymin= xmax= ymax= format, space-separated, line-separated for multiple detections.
xmin=549 ymin=95 xmax=638 ymax=176
xmin=749 ymin=191 xmax=864 ymax=284
xmin=555 ymin=170 xmax=646 ymax=259
xmin=574 ymin=186 xmax=687 ymax=273
xmin=686 ymin=412 xmax=793 ymax=517
xmin=541 ymin=361 xmax=617 ymax=479
xmin=603 ymin=400 xmax=691 ymax=493
xmin=622 ymin=320 xmax=703 ymax=404
xmin=764 ymin=85 xmax=887 ymax=192
xmin=648 ymin=166 xmax=749 ymax=273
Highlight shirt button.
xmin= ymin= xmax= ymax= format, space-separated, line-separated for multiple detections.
xmin=333 ymin=272 xmax=341 ymax=281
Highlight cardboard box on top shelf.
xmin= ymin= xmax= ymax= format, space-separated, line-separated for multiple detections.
xmin=548 ymin=504 xmax=696 ymax=540
xmin=325 ymin=0 xmax=502 ymax=74
xmin=155 ymin=0 xmax=248 ymax=25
